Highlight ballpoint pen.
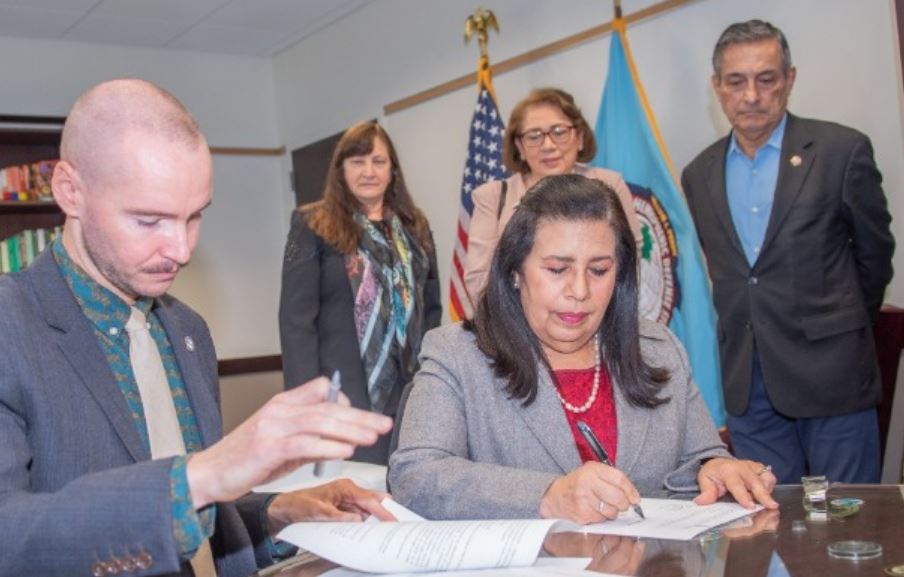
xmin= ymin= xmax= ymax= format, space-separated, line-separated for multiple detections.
xmin=313 ymin=370 xmax=342 ymax=477
xmin=576 ymin=420 xmax=646 ymax=520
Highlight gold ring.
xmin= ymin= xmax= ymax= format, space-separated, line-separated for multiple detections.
xmin=757 ymin=465 xmax=773 ymax=476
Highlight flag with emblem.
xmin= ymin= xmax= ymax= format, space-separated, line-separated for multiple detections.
xmin=449 ymin=62 xmax=507 ymax=321
xmin=592 ymin=18 xmax=726 ymax=427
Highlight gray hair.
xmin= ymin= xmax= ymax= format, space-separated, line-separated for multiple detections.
xmin=712 ymin=20 xmax=792 ymax=76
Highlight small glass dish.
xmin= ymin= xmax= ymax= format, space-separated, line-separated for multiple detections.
xmin=827 ymin=540 xmax=882 ymax=560
xmin=829 ymin=497 xmax=864 ymax=518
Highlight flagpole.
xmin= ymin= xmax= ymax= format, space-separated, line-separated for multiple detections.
xmin=449 ymin=8 xmax=506 ymax=322
xmin=592 ymin=10 xmax=726 ymax=426
xmin=613 ymin=0 xmax=622 ymax=20
xmin=464 ymin=8 xmax=500 ymax=98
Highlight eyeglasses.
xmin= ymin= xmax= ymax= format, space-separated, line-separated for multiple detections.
xmin=518 ymin=124 xmax=575 ymax=148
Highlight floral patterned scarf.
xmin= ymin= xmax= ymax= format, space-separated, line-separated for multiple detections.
xmin=345 ymin=212 xmax=426 ymax=412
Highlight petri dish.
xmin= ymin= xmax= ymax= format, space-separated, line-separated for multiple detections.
xmin=827 ymin=540 xmax=883 ymax=560
xmin=830 ymin=497 xmax=864 ymax=518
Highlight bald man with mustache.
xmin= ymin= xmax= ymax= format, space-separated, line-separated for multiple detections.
xmin=0 ymin=79 xmax=393 ymax=577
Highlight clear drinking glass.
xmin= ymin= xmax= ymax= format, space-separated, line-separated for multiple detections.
xmin=801 ymin=475 xmax=829 ymax=520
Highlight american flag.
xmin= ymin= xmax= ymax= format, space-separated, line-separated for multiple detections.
xmin=449 ymin=85 xmax=507 ymax=321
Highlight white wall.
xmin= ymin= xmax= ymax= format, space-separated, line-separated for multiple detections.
xmin=0 ymin=36 xmax=286 ymax=357
xmin=273 ymin=0 xmax=904 ymax=312
xmin=4 ymin=0 xmax=901 ymax=358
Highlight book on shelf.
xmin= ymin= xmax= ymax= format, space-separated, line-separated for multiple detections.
xmin=36 ymin=228 xmax=47 ymax=252
xmin=24 ymin=229 xmax=35 ymax=263
xmin=0 ymin=226 xmax=62 ymax=274
xmin=0 ymin=160 xmax=58 ymax=202
xmin=8 ymin=235 xmax=19 ymax=272
xmin=0 ymin=239 xmax=8 ymax=273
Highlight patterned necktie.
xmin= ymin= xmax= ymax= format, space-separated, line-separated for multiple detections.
xmin=126 ymin=307 xmax=216 ymax=577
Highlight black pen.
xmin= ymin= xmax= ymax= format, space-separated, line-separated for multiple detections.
xmin=576 ymin=420 xmax=646 ymax=520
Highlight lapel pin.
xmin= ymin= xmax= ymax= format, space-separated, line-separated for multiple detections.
xmin=184 ymin=336 xmax=195 ymax=352
xmin=790 ymin=154 xmax=802 ymax=167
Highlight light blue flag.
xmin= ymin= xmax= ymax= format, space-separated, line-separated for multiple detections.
xmin=592 ymin=20 xmax=726 ymax=427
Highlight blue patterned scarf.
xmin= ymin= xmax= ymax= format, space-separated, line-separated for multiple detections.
xmin=345 ymin=212 xmax=426 ymax=412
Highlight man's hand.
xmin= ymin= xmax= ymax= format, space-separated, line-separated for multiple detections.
xmin=186 ymin=377 xmax=393 ymax=508
xmin=695 ymin=458 xmax=778 ymax=510
xmin=267 ymin=479 xmax=396 ymax=537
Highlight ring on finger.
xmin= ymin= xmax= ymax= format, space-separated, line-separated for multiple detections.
xmin=757 ymin=464 xmax=773 ymax=476
xmin=599 ymin=499 xmax=607 ymax=514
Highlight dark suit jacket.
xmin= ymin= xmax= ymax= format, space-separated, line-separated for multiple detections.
xmin=278 ymin=212 xmax=442 ymax=464
xmin=0 ymin=251 xmax=270 ymax=577
xmin=681 ymin=114 xmax=894 ymax=418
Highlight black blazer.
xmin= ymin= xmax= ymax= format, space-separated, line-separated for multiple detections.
xmin=681 ymin=114 xmax=894 ymax=418
xmin=278 ymin=212 xmax=442 ymax=464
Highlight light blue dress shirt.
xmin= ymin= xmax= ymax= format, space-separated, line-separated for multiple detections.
xmin=725 ymin=114 xmax=787 ymax=266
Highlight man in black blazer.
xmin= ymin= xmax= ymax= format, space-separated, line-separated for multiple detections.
xmin=682 ymin=20 xmax=894 ymax=484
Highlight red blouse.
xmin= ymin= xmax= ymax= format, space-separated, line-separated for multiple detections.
xmin=553 ymin=366 xmax=618 ymax=465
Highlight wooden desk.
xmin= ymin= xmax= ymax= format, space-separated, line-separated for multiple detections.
xmin=260 ymin=485 xmax=904 ymax=577
xmin=772 ymin=485 xmax=904 ymax=577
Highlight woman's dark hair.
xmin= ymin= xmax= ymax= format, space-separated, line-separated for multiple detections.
xmin=301 ymin=120 xmax=432 ymax=254
xmin=465 ymin=174 xmax=668 ymax=408
xmin=502 ymin=87 xmax=597 ymax=174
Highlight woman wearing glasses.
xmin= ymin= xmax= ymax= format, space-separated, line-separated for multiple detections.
xmin=463 ymin=87 xmax=641 ymax=304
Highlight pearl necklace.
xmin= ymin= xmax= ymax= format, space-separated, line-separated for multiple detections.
xmin=555 ymin=333 xmax=600 ymax=414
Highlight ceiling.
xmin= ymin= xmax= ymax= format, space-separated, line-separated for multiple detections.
xmin=0 ymin=0 xmax=370 ymax=57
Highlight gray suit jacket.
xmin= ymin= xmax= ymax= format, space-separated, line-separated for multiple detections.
xmin=0 ymin=251 xmax=267 ymax=577
xmin=387 ymin=320 xmax=729 ymax=520
xmin=681 ymin=114 xmax=894 ymax=418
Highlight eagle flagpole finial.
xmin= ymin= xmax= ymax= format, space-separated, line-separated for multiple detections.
xmin=464 ymin=7 xmax=499 ymax=64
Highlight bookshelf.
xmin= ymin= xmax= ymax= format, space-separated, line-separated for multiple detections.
xmin=0 ymin=201 xmax=62 ymax=240
xmin=0 ymin=119 xmax=64 ymax=271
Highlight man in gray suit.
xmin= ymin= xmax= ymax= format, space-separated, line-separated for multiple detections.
xmin=682 ymin=20 xmax=894 ymax=484
xmin=0 ymin=79 xmax=392 ymax=576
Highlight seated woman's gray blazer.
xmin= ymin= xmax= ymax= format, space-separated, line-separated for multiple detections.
xmin=388 ymin=319 xmax=730 ymax=520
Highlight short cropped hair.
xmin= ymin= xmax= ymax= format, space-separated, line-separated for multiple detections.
xmin=61 ymin=79 xmax=203 ymax=187
xmin=712 ymin=19 xmax=792 ymax=77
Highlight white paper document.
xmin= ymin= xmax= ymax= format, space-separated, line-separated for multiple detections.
xmin=381 ymin=498 xmax=426 ymax=522
xmin=278 ymin=517 xmax=573 ymax=574
xmin=252 ymin=461 xmax=388 ymax=493
xmin=581 ymin=498 xmax=762 ymax=540
xmin=319 ymin=557 xmax=600 ymax=577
